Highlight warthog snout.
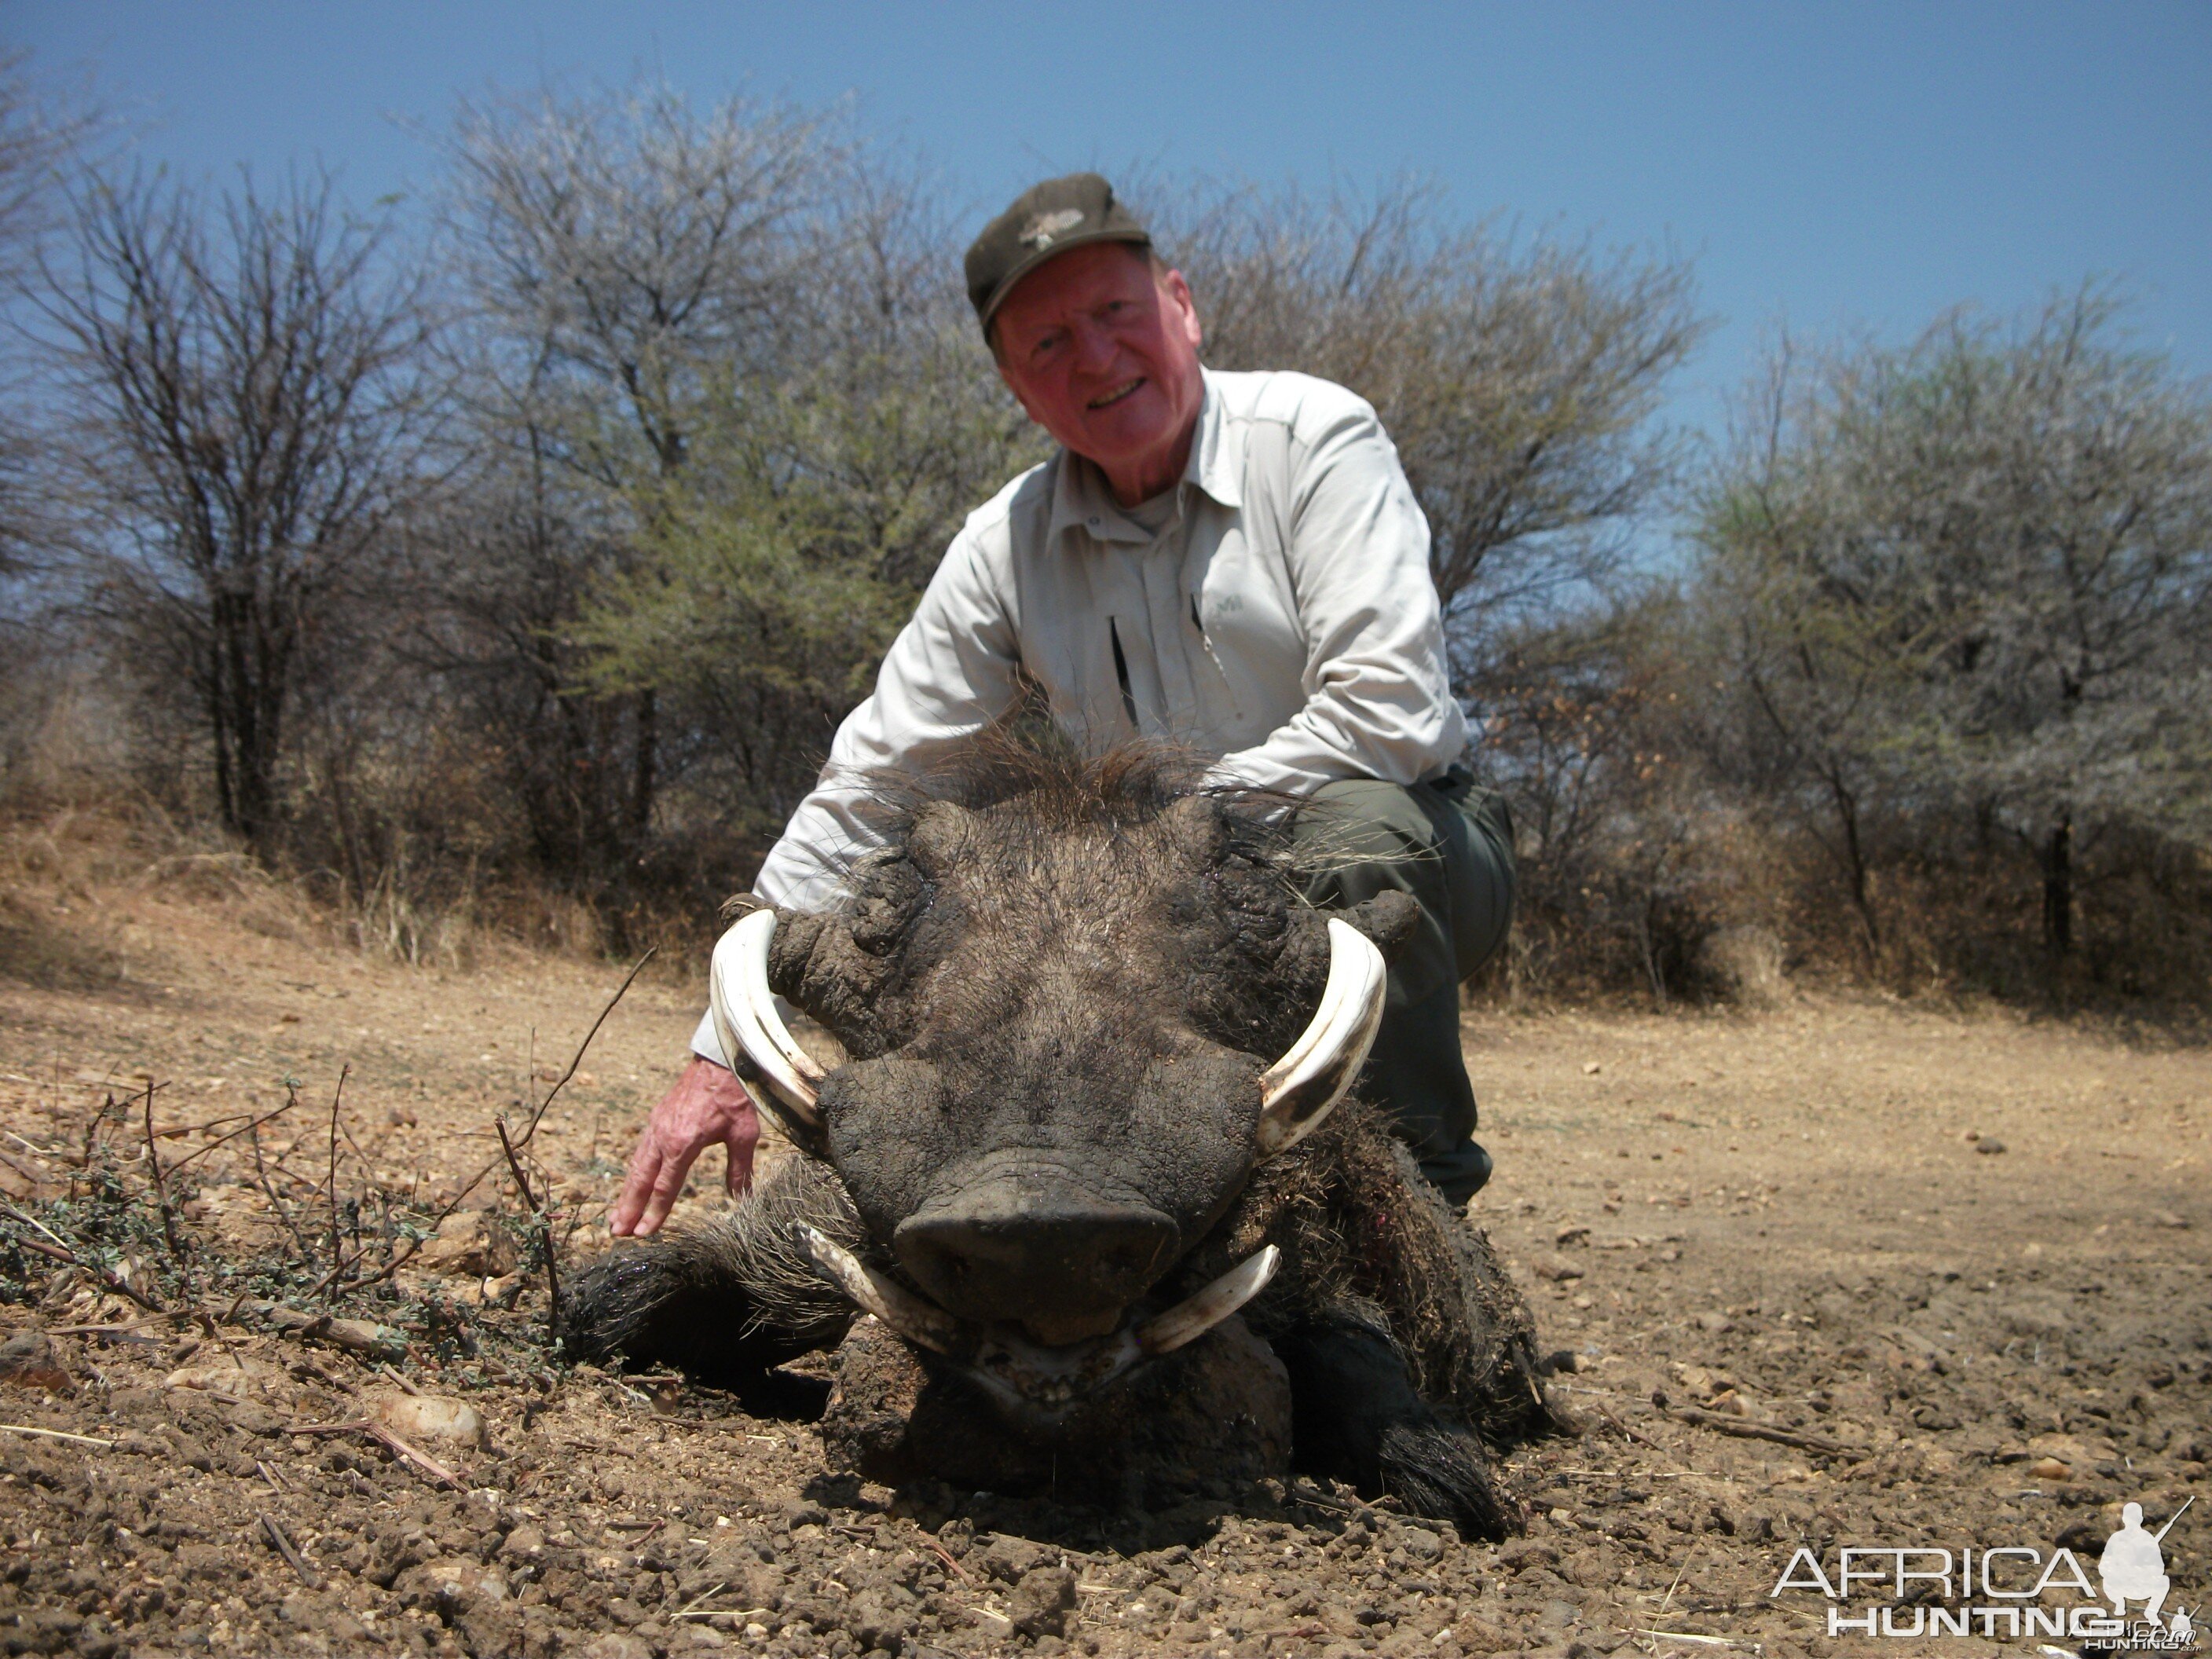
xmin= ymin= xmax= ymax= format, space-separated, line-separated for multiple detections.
xmin=894 ymin=1165 xmax=1179 ymax=1346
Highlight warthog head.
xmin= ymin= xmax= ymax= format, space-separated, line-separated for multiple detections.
xmin=710 ymin=746 xmax=1415 ymax=1415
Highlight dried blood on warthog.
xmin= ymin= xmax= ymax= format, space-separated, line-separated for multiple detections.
xmin=564 ymin=737 xmax=1558 ymax=1537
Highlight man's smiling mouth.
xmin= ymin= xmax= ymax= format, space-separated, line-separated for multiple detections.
xmin=1087 ymin=378 xmax=1145 ymax=410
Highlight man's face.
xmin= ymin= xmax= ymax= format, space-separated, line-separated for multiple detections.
xmin=991 ymin=242 xmax=1205 ymax=500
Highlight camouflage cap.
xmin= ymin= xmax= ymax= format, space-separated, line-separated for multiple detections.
xmin=964 ymin=173 xmax=1152 ymax=335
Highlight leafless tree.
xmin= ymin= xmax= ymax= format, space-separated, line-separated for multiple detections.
xmin=430 ymin=77 xmax=851 ymax=845
xmin=1140 ymin=178 xmax=1705 ymax=670
xmin=36 ymin=167 xmax=433 ymax=857
xmin=1690 ymin=291 xmax=2212 ymax=961
xmin=0 ymin=51 xmax=102 ymax=580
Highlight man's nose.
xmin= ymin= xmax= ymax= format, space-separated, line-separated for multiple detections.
xmin=1070 ymin=320 xmax=1122 ymax=378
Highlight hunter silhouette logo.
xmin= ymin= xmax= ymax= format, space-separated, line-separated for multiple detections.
xmin=1768 ymin=1492 xmax=2198 ymax=1649
xmin=2102 ymin=1500 xmax=2188 ymax=1630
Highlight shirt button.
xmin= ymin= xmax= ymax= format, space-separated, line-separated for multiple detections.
xmin=1087 ymin=515 xmax=1099 ymax=526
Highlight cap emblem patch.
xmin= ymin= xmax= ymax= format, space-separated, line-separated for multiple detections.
xmin=1018 ymin=208 xmax=1085 ymax=249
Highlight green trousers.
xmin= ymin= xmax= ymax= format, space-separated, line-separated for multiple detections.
xmin=1292 ymin=770 xmax=1515 ymax=1207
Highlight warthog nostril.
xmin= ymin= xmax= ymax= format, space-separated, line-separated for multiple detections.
xmin=893 ymin=1196 xmax=1178 ymax=1341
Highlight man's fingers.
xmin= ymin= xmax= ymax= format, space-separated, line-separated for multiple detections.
xmin=636 ymin=1139 xmax=697 ymax=1236
xmin=610 ymin=1142 xmax=663 ymax=1237
xmin=723 ymin=1131 xmax=758 ymax=1199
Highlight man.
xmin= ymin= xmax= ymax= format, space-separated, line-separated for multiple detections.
xmin=612 ymin=174 xmax=1514 ymax=1238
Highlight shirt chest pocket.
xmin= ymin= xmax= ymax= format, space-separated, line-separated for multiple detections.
xmin=1191 ymin=528 xmax=1309 ymax=733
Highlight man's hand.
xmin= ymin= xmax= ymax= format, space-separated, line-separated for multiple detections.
xmin=610 ymin=1056 xmax=762 ymax=1237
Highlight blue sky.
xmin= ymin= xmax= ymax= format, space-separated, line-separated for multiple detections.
xmin=13 ymin=1 xmax=2210 ymax=449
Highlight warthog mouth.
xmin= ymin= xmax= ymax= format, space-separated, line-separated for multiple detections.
xmin=796 ymin=1225 xmax=1280 ymax=1425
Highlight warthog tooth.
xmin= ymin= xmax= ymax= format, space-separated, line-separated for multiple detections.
xmin=1255 ymin=919 xmax=1386 ymax=1156
xmin=793 ymin=1225 xmax=965 ymax=1357
xmin=710 ymin=909 xmax=829 ymax=1143
xmin=1135 ymin=1245 xmax=1280 ymax=1356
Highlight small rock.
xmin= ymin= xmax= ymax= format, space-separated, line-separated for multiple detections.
xmin=1533 ymin=1257 xmax=1584 ymax=1283
xmin=397 ymin=1556 xmax=507 ymax=1613
xmin=1694 ymin=1310 xmax=1734 ymax=1334
xmin=1497 ymin=1538 xmax=1560 ymax=1573
xmin=0 ymin=1331 xmax=73 ymax=1394
xmin=1581 ymin=1061 xmax=1602 ymax=1076
xmin=1555 ymin=1225 xmax=1591 ymax=1247
xmin=164 ymin=1356 xmax=288 ymax=1405
xmin=2028 ymin=1456 xmax=2073 ymax=1481
xmin=577 ymin=1635 xmax=654 ymax=1659
xmin=498 ymin=1525 xmax=547 ymax=1562
xmin=1974 ymin=1138 xmax=2007 ymax=1155
xmin=1399 ymin=1526 xmax=1442 ymax=1561
xmin=1006 ymin=1566 xmax=1077 ymax=1638
xmin=2001 ymin=1300 xmax=2069 ymax=1338
xmin=415 ymin=1211 xmax=518 ymax=1277
xmin=372 ymin=1391 xmax=488 ymax=1450
xmin=2153 ymin=1210 xmax=2191 ymax=1230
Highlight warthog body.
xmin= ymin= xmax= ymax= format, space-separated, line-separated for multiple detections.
xmin=566 ymin=740 xmax=1554 ymax=1536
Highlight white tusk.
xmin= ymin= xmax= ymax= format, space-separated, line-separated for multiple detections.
xmin=1254 ymin=918 xmax=1386 ymax=1156
xmin=794 ymin=1225 xmax=967 ymax=1357
xmin=709 ymin=909 xmax=827 ymax=1136
xmin=1135 ymin=1245 xmax=1280 ymax=1356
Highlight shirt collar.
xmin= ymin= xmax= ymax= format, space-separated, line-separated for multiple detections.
xmin=1046 ymin=368 xmax=1243 ymax=544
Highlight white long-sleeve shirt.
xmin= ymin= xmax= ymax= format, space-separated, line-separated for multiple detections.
xmin=691 ymin=368 xmax=1466 ymax=1064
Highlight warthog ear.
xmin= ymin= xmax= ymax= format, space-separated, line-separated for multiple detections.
xmin=1159 ymin=793 xmax=1229 ymax=863
xmin=905 ymin=800 xmax=976 ymax=878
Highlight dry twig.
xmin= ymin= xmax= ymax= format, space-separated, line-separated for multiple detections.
xmin=0 ymin=1203 xmax=163 ymax=1311
xmin=519 ymin=948 xmax=655 ymax=1146
xmin=1665 ymin=1404 xmax=1862 ymax=1458
xmin=0 ymin=1423 xmax=115 ymax=1448
xmin=260 ymin=1513 xmax=321 ymax=1588
xmin=325 ymin=1064 xmax=350 ymax=1270
xmin=167 ymin=1099 xmax=298 ymax=1174
xmin=141 ymin=1081 xmax=188 ymax=1271
xmin=287 ymin=1418 xmax=461 ymax=1488
xmin=496 ymin=1113 xmax=560 ymax=1334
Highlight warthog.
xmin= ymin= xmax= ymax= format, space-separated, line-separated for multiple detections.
xmin=565 ymin=740 xmax=1555 ymax=1536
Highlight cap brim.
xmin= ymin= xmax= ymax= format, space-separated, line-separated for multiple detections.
xmin=978 ymin=227 xmax=1154 ymax=333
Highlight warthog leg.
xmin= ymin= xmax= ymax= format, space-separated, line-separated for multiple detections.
xmin=1278 ymin=1309 xmax=1520 ymax=1542
xmin=560 ymin=1157 xmax=859 ymax=1408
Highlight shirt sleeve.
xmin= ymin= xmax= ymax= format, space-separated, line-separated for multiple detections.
xmin=1201 ymin=390 xmax=1467 ymax=797
xmin=690 ymin=519 xmax=1024 ymax=1065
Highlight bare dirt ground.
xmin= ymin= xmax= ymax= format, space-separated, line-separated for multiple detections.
xmin=0 ymin=809 xmax=2207 ymax=1659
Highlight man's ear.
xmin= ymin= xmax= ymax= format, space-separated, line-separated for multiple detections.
xmin=1159 ymin=266 xmax=1203 ymax=351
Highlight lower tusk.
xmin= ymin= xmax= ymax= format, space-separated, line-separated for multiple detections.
xmin=1135 ymin=1245 xmax=1280 ymax=1356
xmin=795 ymin=1225 xmax=966 ymax=1357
